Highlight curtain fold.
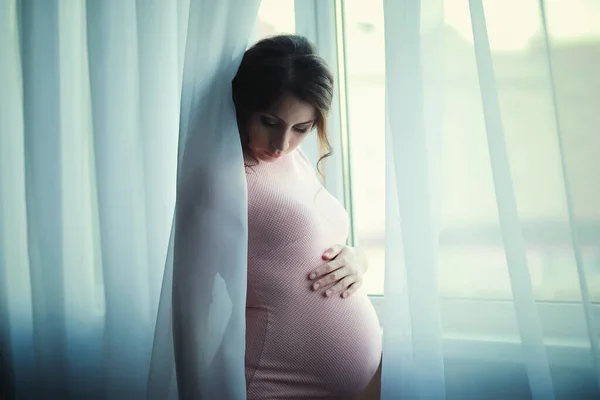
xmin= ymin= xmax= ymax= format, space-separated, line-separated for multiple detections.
xmin=382 ymin=0 xmax=446 ymax=398
xmin=538 ymin=0 xmax=600 ymax=390
xmin=87 ymin=1 xmax=154 ymax=396
xmin=467 ymin=0 xmax=555 ymax=398
xmin=135 ymin=0 xmax=181 ymax=320
xmin=1 ymin=0 xmax=258 ymax=397
xmin=1 ymin=1 xmax=41 ymax=399
xmin=20 ymin=1 xmax=69 ymax=397
xmin=150 ymin=1 xmax=260 ymax=399
xmin=1 ymin=0 xmax=185 ymax=397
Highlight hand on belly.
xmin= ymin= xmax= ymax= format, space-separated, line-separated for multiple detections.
xmin=308 ymin=244 xmax=369 ymax=299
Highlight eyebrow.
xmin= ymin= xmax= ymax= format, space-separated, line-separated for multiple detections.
xmin=264 ymin=113 xmax=314 ymax=126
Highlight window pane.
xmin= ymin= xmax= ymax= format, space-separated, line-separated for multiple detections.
xmin=255 ymin=0 xmax=295 ymax=41
xmin=343 ymin=0 xmax=386 ymax=295
xmin=344 ymin=0 xmax=600 ymax=300
xmin=440 ymin=0 xmax=600 ymax=301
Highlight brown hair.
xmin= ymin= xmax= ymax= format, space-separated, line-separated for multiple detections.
xmin=231 ymin=34 xmax=334 ymax=181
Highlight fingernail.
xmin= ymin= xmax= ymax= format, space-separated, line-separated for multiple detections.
xmin=313 ymin=283 xmax=320 ymax=290
xmin=326 ymin=290 xmax=332 ymax=297
xmin=309 ymin=273 xmax=316 ymax=279
xmin=342 ymin=292 xmax=348 ymax=298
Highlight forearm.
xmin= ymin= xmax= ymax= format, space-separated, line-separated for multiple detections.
xmin=172 ymin=184 xmax=248 ymax=399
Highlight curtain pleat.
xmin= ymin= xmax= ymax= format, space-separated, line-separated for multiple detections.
xmin=135 ymin=0 xmax=180 ymax=321
xmin=468 ymin=0 xmax=555 ymax=398
xmin=57 ymin=1 xmax=104 ymax=398
xmin=86 ymin=1 xmax=154 ymax=396
xmin=382 ymin=112 xmax=414 ymax=399
xmin=1 ymin=0 xmax=185 ymax=397
xmin=150 ymin=1 xmax=260 ymax=398
xmin=2 ymin=0 xmax=260 ymax=398
xmin=538 ymin=0 xmax=600 ymax=392
xmin=1 ymin=1 xmax=35 ymax=399
xmin=20 ymin=1 xmax=68 ymax=397
xmin=382 ymin=0 xmax=446 ymax=398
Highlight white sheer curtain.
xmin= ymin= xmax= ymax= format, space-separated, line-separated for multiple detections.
xmin=381 ymin=0 xmax=600 ymax=398
xmin=0 ymin=0 xmax=184 ymax=397
xmin=6 ymin=0 xmax=600 ymax=398
xmin=0 ymin=0 xmax=257 ymax=398
xmin=148 ymin=1 xmax=260 ymax=399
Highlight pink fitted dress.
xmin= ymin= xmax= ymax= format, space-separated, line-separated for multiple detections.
xmin=244 ymin=148 xmax=382 ymax=399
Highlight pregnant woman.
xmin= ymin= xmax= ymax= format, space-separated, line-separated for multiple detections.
xmin=232 ymin=35 xmax=382 ymax=399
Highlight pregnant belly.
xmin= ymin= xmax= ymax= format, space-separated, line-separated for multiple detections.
xmin=245 ymin=288 xmax=382 ymax=399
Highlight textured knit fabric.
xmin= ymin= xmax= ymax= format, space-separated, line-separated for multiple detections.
xmin=244 ymin=148 xmax=382 ymax=399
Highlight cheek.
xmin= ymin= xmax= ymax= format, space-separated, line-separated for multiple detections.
xmin=286 ymin=135 xmax=304 ymax=152
xmin=247 ymin=124 xmax=269 ymax=147
xmin=288 ymin=133 xmax=310 ymax=152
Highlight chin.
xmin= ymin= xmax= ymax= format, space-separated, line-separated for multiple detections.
xmin=259 ymin=155 xmax=280 ymax=163
xmin=253 ymin=150 xmax=284 ymax=162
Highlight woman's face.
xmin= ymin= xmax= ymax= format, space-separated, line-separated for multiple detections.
xmin=247 ymin=93 xmax=316 ymax=162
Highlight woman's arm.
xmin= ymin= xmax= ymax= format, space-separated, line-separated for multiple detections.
xmin=172 ymin=200 xmax=215 ymax=399
xmin=172 ymin=166 xmax=248 ymax=399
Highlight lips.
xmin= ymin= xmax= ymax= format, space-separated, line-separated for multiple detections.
xmin=265 ymin=151 xmax=283 ymax=159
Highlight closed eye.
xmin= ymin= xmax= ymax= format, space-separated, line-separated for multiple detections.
xmin=260 ymin=116 xmax=279 ymax=127
xmin=294 ymin=125 xmax=312 ymax=134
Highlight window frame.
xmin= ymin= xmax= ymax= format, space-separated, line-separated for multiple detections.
xmin=294 ymin=0 xmax=355 ymax=247
xmin=372 ymin=295 xmax=600 ymax=368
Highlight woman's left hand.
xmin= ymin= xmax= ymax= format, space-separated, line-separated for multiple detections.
xmin=308 ymin=244 xmax=368 ymax=299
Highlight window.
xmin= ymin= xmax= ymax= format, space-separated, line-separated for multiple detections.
xmin=251 ymin=1 xmax=600 ymax=368
xmin=336 ymin=0 xmax=600 ymax=369
xmin=342 ymin=0 xmax=600 ymax=304
xmin=256 ymin=0 xmax=600 ymax=309
xmin=255 ymin=0 xmax=295 ymax=41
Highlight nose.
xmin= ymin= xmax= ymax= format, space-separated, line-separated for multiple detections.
xmin=270 ymin=129 xmax=291 ymax=153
